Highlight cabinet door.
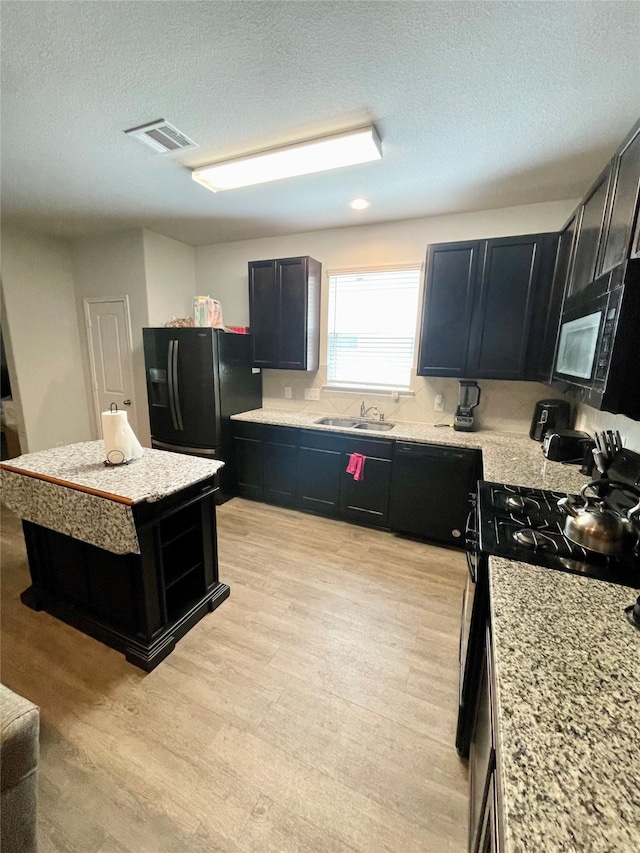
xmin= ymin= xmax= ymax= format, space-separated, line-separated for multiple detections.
xmin=568 ymin=167 xmax=612 ymax=298
xmin=234 ymin=436 xmax=264 ymax=500
xmin=467 ymin=236 xmax=542 ymax=379
xmin=417 ymin=241 xmax=480 ymax=377
xmin=249 ymin=260 xmax=278 ymax=367
xmin=296 ymin=445 xmax=342 ymax=515
xmin=469 ymin=630 xmax=495 ymax=853
xmin=600 ymin=124 xmax=640 ymax=274
xmin=525 ymin=232 xmax=562 ymax=381
xmin=264 ymin=440 xmax=297 ymax=506
xmin=340 ymin=454 xmax=392 ymax=527
xmin=277 ymin=258 xmax=308 ymax=369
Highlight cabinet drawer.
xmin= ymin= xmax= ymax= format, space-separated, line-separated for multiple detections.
xmin=233 ymin=420 xmax=298 ymax=445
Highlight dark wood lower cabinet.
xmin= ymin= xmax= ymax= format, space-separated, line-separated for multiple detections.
xmin=20 ymin=477 xmax=229 ymax=671
xmin=297 ymin=445 xmax=343 ymax=515
xmin=339 ymin=453 xmax=392 ymax=526
xmin=233 ymin=422 xmax=395 ymax=529
xmin=264 ymin=438 xmax=297 ymax=506
xmin=469 ymin=624 xmax=503 ymax=853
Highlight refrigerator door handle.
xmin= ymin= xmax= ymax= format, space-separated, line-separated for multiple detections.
xmin=171 ymin=339 xmax=185 ymax=431
xmin=167 ymin=340 xmax=180 ymax=430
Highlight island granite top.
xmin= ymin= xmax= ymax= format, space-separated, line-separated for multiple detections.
xmin=0 ymin=441 xmax=225 ymax=554
xmin=0 ymin=440 xmax=225 ymax=503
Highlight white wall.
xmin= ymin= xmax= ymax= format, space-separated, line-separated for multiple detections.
xmin=0 ymin=227 xmax=92 ymax=452
xmin=142 ymin=230 xmax=196 ymax=326
xmin=576 ymin=407 xmax=640 ymax=453
xmin=70 ymin=230 xmax=151 ymax=444
xmin=195 ymin=199 xmax=579 ymax=432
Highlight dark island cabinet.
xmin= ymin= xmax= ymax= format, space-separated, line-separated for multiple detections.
xmin=21 ymin=476 xmax=228 ymax=672
xmin=417 ymin=233 xmax=559 ymax=381
xmin=248 ymin=256 xmax=321 ymax=370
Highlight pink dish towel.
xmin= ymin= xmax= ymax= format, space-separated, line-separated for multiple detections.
xmin=346 ymin=452 xmax=366 ymax=481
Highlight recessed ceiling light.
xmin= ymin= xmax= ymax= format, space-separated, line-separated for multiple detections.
xmin=192 ymin=126 xmax=382 ymax=192
xmin=348 ymin=197 xmax=371 ymax=210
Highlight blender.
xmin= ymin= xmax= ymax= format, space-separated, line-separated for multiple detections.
xmin=454 ymin=381 xmax=481 ymax=432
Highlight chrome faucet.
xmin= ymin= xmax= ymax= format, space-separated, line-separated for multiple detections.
xmin=360 ymin=402 xmax=379 ymax=419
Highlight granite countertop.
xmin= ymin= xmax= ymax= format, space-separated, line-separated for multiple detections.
xmin=491 ymin=559 xmax=639 ymax=853
xmin=0 ymin=440 xmax=224 ymax=503
xmin=1 ymin=441 xmax=225 ymax=555
xmin=233 ymin=408 xmax=640 ymax=851
xmin=230 ymin=408 xmax=588 ymax=492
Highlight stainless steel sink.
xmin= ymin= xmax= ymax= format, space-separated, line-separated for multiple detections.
xmin=315 ymin=417 xmax=360 ymax=427
xmin=354 ymin=421 xmax=395 ymax=431
xmin=314 ymin=416 xmax=395 ymax=431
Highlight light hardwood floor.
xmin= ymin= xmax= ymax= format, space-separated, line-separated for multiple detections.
xmin=1 ymin=499 xmax=469 ymax=853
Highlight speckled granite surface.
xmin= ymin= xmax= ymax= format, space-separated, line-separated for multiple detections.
xmin=233 ymin=409 xmax=640 ymax=852
xmin=1 ymin=441 xmax=224 ymax=554
xmin=231 ymin=408 xmax=588 ymax=492
xmin=491 ymin=559 xmax=640 ymax=853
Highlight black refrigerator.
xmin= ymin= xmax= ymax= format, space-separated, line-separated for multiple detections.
xmin=143 ymin=328 xmax=262 ymax=499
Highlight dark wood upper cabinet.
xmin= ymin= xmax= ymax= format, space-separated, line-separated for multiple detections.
xmin=417 ymin=241 xmax=480 ymax=377
xmin=248 ymin=256 xmax=321 ymax=370
xmin=417 ymin=233 xmax=559 ymax=380
xmin=599 ymin=121 xmax=640 ymax=275
xmin=567 ymin=166 xmax=612 ymax=300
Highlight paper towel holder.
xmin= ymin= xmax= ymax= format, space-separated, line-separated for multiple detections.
xmin=103 ymin=402 xmax=130 ymax=467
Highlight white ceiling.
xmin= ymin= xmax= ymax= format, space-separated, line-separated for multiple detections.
xmin=1 ymin=1 xmax=639 ymax=247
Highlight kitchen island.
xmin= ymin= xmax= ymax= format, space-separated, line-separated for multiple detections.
xmin=0 ymin=441 xmax=229 ymax=671
xmin=232 ymin=408 xmax=640 ymax=852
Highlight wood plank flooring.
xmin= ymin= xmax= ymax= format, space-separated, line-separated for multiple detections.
xmin=1 ymin=499 xmax=469 ymax=853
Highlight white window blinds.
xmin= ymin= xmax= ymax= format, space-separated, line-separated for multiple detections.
xmin=327 ymin=267 xmax=421 ymax=389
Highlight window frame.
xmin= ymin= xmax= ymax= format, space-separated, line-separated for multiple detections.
xmin=324 ymin=263 xmax=423 ymax=394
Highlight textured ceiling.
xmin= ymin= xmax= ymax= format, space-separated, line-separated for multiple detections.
xmin=1 ymin=1 xmax=639 ymax=246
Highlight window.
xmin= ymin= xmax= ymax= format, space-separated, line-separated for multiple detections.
xmin=327 ymin=266 xmax=421 ymax=390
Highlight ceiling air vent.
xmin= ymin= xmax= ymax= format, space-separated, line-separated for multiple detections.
xmin=124 ymin=119 xmax=198 ymax=154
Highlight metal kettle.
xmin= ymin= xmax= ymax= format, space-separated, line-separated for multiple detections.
xmin=557 ymin=480 xmax=640 ymax=556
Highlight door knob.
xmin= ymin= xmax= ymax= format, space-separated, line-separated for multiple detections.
xmin=123 ymin=399 xmax=132 ymax=405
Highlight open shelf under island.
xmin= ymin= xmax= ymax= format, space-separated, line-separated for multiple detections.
xmin=0 ymin=441 xmax=230 ymax=671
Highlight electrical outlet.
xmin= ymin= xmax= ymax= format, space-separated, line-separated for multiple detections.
xmin=304 ymin=388 xmax=320 ymax=401
xmin=434 ymin=394 xmax=444 ymax=412
xmin=284 ymin=386 xmax=292 ymax=399
xmin=392 ymin=390 xmax=399 ymax=402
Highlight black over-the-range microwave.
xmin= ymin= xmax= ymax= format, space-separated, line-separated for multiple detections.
xmin=551 ymin=258 xmax=640 ymax=420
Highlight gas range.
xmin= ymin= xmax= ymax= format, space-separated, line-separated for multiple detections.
xmin=474 ymin=481 xmax=640 ymax=588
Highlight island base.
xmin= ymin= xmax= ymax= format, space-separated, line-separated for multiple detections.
xmin=21 ymin=581 xmax=230 ymax=671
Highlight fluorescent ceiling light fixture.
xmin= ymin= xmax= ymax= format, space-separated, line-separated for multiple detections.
xmin=192 ymin=126 xmax=382 ymax=192
xmin=348 ymin=197 xmax=371 ymax=210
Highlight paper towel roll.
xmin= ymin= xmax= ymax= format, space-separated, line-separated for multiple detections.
xmin=101 ymin=409 xmax=144 ymax=463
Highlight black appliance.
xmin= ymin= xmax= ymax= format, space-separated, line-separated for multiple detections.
xmin=143 ymin=328 xmax=262 ymax=499
xmin=389 ymin=442 xmax=482 ymax=547
xmin=551 ymin=259 xmax=640 ymax=421
xmin=456 ymin=467 xmax=640 ymax=757
xmin=529 ymin=398 xmax=572 ymax=442
xmin=542 ymin=429 xmax=593 ymax=462
xmin=454 ymin=381 xmax=481 ymax=432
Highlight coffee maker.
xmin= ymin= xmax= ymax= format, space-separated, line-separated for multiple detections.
xmin=454 ymin=381 xmax=481 ymax=432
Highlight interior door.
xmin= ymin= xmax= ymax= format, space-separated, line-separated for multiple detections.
xmin=85 ymin=297 xmax=138 ymax=436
